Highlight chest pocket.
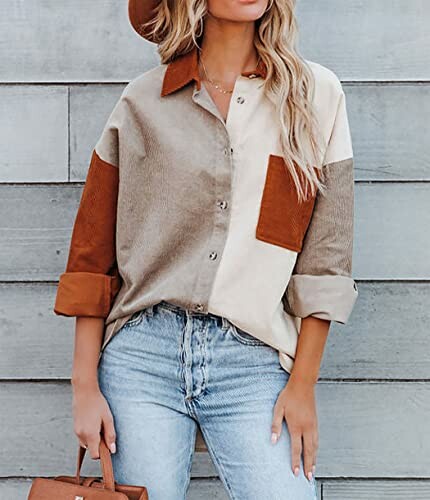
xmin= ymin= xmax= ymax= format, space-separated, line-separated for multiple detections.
xmin=255 ymin=154 xmax=318 ymax=253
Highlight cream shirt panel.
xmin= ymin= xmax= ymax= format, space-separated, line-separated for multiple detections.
xmin=207 ymin=60 xmax=351 ymax=373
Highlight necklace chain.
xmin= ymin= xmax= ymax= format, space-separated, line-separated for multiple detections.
xmin=198 ymin=49 xmax=261 ymax=95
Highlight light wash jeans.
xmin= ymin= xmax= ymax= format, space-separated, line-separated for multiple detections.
xmin=97 ymin=300 xmax=318 ymax=500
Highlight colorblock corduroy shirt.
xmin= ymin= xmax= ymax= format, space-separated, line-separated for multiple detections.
xmin=53 ymin=45 xmax=358 ymax=373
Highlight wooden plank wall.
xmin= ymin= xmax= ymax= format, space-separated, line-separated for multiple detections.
xmin=1 ymin=1 xmax=429 ymax=498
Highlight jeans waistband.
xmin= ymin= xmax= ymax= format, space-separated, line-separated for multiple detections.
xmin=154 ymin=301 xmax=230 ymax=331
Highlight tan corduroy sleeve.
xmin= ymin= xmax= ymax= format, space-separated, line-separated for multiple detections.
xmin=283 ymin=90 xmax=358 ymax=324
xmin=53 ymin=95 xmax=126 ymax=318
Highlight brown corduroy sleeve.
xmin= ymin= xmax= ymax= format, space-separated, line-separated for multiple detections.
xmin=53 ymin=150 xmax=121 ymax=318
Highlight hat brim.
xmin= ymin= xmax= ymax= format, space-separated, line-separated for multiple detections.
xmin=128 ymin=0 xmax=161 ymax=42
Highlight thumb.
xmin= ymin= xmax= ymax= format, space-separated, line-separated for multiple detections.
xmin=102 ymin=412 xmax=117 ymax=454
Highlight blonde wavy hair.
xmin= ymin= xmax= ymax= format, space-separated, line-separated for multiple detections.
xmin=139 ymin=0 xmax=327 ymax=202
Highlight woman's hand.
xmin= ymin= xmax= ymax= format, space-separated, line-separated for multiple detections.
xmin=72 ymin=382 xmax=117 ymax=460
xmin=271 ymin=378 xmax=318 ymax=481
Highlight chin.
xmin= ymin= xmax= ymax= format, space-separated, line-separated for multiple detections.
xmin=207 ymin=0 xmax=268 ymax=22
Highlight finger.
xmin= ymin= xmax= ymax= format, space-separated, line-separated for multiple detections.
xmin=312 ymin=429 xmax=319 ymax=475
xmin=288 ymin=425 xmax=302 ymax=476
xmin=87 ymin=434 xmax=101 ymax=460
xmin=74 ymin=425 xmax=90 ymax=450
xmin=303 ymin=430 xmax=314 ymax=481
xmin=271 ymin=401 xmax=284 ymax=444
xmin=102 ymin=412 xmax=117 ymax=453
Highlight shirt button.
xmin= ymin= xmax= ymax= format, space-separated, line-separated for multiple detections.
xmin=195 ymin=304 xmax=204 ymax=312
xmin=248 ymin=73 xmax=257 ymax=79
xmin=217 ymin=200 xmax=228 ymax=209
xmin=236 ymin=96 xmax=245 ymax=104
xmin=209 ymin=251 xmax=218 ymax=260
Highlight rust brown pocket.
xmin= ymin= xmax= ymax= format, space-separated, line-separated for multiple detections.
xmin=255 ymin=154 xmax=318 ymax=253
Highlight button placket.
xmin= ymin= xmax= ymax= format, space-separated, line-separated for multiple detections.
xmin=189 ymin=125 xmax=233 ymax=315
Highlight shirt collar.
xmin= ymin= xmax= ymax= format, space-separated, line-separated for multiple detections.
xmin=161 ymin=45 xmax=268 ymax=97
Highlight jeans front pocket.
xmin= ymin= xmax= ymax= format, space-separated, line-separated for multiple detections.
xmin=255 ymin=154 xmax=318 ymax=253
xmin=122 ymin=307 xmax=151 ymax=330
xmin=228 ymin=324 xmax=268 ymax=346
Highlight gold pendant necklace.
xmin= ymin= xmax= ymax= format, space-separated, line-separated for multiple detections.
xmin=198 ymin=50 xmax=260 ymax=95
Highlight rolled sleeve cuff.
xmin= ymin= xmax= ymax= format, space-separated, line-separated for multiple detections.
xmin=285 ymin=274 xmax=358 ymax=324
xmin=53 ymin=271 xmax=116 ymax=318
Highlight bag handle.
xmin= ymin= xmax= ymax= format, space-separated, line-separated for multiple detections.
xmin=75 ymin=435 xmax=115 ymax=492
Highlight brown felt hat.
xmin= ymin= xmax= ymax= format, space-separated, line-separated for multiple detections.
xmin=128 ymin=0 xmax=161 ymax=42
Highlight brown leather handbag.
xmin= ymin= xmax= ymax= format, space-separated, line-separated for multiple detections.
xmin=28 ymin=438 xmax=149 ymax=499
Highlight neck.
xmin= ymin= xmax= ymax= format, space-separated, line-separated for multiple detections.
xmin=199 ymin=14 xmax=259 ymax=85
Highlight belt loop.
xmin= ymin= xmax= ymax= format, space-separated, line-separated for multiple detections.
xmin=146 ymin=304 xmax=154 ymax=317
xmin=221 ymin=316 xmax=230 ymax=331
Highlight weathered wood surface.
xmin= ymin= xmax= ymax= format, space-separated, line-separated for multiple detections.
xmin=1 ymin=2 xmax=429 ymax=498
xmin=1 ymin=282 xmax=429 ymax=380
xmin=0 ymin=478 xmax=232 ymax=500
xmin=3 ymin=478 xmax=299 ymax=500
xmin=0 ymin=183 xmax=429 ymax=281
xmin=296 ymin=0 xmax=430 ymax=81
xmin=1 ymin=382 xmax=430 ymax=478
xmin=323 ymin=480 xmax=430 ymax=500
xmin=1 ymin=1 xmax=429 ymax=81
xmin=0 ymin=86 xmax=68 ymax=181
xmin=2 ymin=82 xmax=430 ymax=182
xmin=7 ymin=478 xmax=430 ymax=500
xmin=70 ymin=83 xmax=430 ymax=181
xmin=0 ymin=0 xmax=159 ymax=83
xmin=353 ymin=183 xmax=430 ymax=279
xmin=70 ymin=85 xmax=124 ymax=179
xmin=344 ymin=83 xmax=430 ymax=181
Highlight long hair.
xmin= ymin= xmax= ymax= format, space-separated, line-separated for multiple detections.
xmin=139 ymin=0 xmax=327 ymax=202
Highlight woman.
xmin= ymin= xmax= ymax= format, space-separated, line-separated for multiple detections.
xmin=54 ymin=0 xmax=358 ymax=498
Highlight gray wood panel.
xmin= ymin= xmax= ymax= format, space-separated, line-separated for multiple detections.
xmin=0 ymin=86 xmax=68 ymax=182
xmin=0 ymin=183 xmax=429 ymax=281
xmin=323 ymin=480 xmax=430 ymax=500
xmin=1 ymin=382 xmax=430 ymax=478
xmin=0 ymin=382 xmax=212 ymax=478
xmin=0 ymin=0 xmax=159 ymax=83
xmin=345 ymin=83 xmax=430 ymax=181
xmin=1 ymin=1 xmax=430 ymax=82
xmin=354 ymin=183 xmax=430 ymax=279
xmin=0 ymin=283 xmax=74 ymax=379
xmin=0 ymin=479 xmax=34 ymax=500
xmin=296 ymin=0 xmax=430 ymax=81
xmin=1 ymin=283 xmax=429 ymax=380
xmin=2 ymin=1 xmax=429 ymax=496
xmin=69 ymin=83 xmax=430 ymax=182
xmin=70 ymin=85 xmax=125 ymax=179
xmin=0 ymin=478 xmax=235 ymax=500
xmin=0 ymin=186 xmax=79 ymax=281
xmin=1 ymin=83 xmax=429 ymax=182
xmin=0 ymin=477 xmax=322 ymax=500
xmin=319 ymin=282 xmax=430 ymax=379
